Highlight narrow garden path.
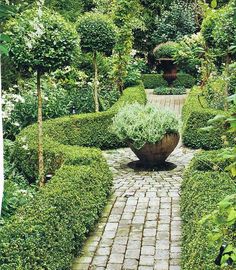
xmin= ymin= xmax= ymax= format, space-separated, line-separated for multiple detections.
xmin=72 ymin=92 xmax=194 ymax=270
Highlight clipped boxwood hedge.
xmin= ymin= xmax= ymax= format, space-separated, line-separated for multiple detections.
xmin=181 ymin=151 xmax=236 ymax=270
xmin=0 ymin=84 xmax=146 ymax=269
xmin=173 ymin=73 xmax=196 ymax=88
xmin=0 ymin=151 xmax=112 ymax=270
xmin=141 ymin=74 xmax=168 ymax=88
xmin=14 ymin=84 xmax=146 ymax=181
xmin=182 ymin=87 xmax=233 ymax=150
xmin=188 ymin=148 xmax=233 ymax=172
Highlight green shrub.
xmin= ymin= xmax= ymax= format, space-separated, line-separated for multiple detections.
xmin=153 ymin=86 xmax=186 ymax=95
xmin=181 ymin=165 xmax=236 ymax=269
xmin=173 ymin=33 xmax=204 ymax=77
xmin=141 ymin=74 xmax=168 ymax=88
xmin=111 ymin=103 xmax=179 ymax=149
xmin=152 ymin=0 xmax=197 ymax=44
xmin=172 ymin=73 xmax=196 ymax=88
xmin=13 ymin=84 xmax=146 ymax=181
xmin=0 ymin=149 xmax=112 ymax=270
xmin=182 ymin=87 xmax=234 ymax=150
xmin=187 ymin=148 xmax=234 ymax=172
xmin=153 ymin=42 xmax=178 ymax=59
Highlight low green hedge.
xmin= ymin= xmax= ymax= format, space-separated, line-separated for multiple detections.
xmin=0 ymin=150 xmax=112 ymax=270
xmin=182 ymin=87 xmax=233 ymax=150
xmin=181 ymin=152 xmax=236 ymax=270
xmin=0 ymin=84 xmax=146 ymax=269
xmin=13 ymin=84 xmax=146 ymax=181
xmin=142 ymin=74 xmax=168 ymax=88
xmin=188 ymin=148 xmax=233 ymax=172
xmin=173 ymin=73 xmax=196 ymax=88
xmin=153 ymin=86 xmax=186 ymax=95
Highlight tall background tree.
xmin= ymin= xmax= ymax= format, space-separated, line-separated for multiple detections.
xmin=77 ymin=13 xmax=116 ymax=112
xmin=7 ymin=5 xmax=79 ymax=186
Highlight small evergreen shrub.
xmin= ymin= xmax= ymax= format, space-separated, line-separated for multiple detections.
xmin=153 ymin=42 xmax=178 ymax=59
xmin=153 ymin=86 xmax=186 ymax=95
xmin=172 ymin=73 xmax=196 ymax=88
xmin=111 ymin=103 xmax=179 ymax=149
xmin=142 ymin=74 xmax=168 ymax=88
xmin=181 ymin=156 xmax=236 ymax=269
xmin=182 ymin=87 xmax=234 ymax=149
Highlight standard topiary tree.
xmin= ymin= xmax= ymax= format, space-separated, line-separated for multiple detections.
xmin=7 ymin=6 xmax=79 ymax=187
xmin=76 ymin=13 xmax=116 ymax=112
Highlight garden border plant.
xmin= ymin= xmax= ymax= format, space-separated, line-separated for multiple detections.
xmin=181 ymin=150 xmax=236 ymax=269
xmin=182 ymin=87 xmax=235 ymax=150
xmin=0 ymin=84 xmax=146 ymax=269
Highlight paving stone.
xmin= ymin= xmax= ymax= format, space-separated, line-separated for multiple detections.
xmin=125 ymin=249 xmax=140 ymax=259
xmin=139 ymin=255 xmax=154 ymax=266
xmin=123 ymin=258 xmax=139 ymax=269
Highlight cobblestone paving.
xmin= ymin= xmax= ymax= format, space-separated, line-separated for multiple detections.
xmin=72 ymin=92 xmax=194 ymax=270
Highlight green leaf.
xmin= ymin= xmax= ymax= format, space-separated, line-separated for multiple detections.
xmin=0 ymin=45 xmax=9 ymax=55
xmin=211 ymin=0 xmax=217 ymax=8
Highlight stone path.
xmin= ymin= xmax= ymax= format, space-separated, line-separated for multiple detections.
xmin=72 ymin=92 xmax=194 ymax=270
xmin=146 ymin=89 xmax=186 ymax=116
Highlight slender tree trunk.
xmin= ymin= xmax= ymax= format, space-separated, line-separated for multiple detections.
xmin=224 ymin=50 xmax=231 ymax=111
xmin=37 ymin=70 xmax=44 ymax=187
xmin=0 ymin=55 xmax=4 ymax=216
xmin=93 ymin=51 xmax=99 ymax=112
xmin=117 ymin=53 xmax=124 ymax=94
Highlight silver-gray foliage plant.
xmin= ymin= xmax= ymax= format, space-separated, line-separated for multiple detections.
xmin=112 ymin=103 xmax=180 ymax=149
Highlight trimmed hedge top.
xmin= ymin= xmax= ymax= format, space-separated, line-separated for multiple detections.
xmin=14 ymin=83 xmax=146 ymax=181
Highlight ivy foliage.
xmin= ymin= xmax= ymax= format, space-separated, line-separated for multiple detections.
xmin=6 ymin=8 xmax=79 ymax=74
xmin=76 ymin=13 xmax=116 ymax=56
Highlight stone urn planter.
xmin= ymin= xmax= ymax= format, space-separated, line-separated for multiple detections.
xmin=128 ymin=133 xmax=180 ymax=166
xmin=111 ymin=103 xmax=180 ymax=168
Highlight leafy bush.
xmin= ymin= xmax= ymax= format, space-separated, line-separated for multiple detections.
xmin=1 ymin=140 xmax=35 ymax=221
xmin=181 ymin=169 xmax=236 ymax=270
xmin=152 ymin=0 xmax=197 ymax=44
xmin=153 ymin=42 xmax=178 ymax=59
xmin=188 ymin=148 xmax=234 ymax=172
xmin=173 ymin=33 xmax=204 ymax=77
xmin=153 ymin=86 xmax=186 ymax=95
xmin=182 ymin=87 xmax=234 ymax=149
xmin=203 ymin=75 xmax=228 ymax=110
xmin=172 ymin=73 xmax=196 ymax=88
xmin=111 ymin=103 xmax=179 ymax=149
xmin=201 ymin=3 xmax=236 ymax=60
xmin=200 ymin=194 xmax=236 ymax=268
xmin=13 ymin=84 xmax=146 ymax=181
xmin=0 ymin=149 xmax=112 ymax=269
xmin=142 ymin=74 xmax=168 ymax=88
xmin=124 ymin=58 xmax=143 ymax=88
